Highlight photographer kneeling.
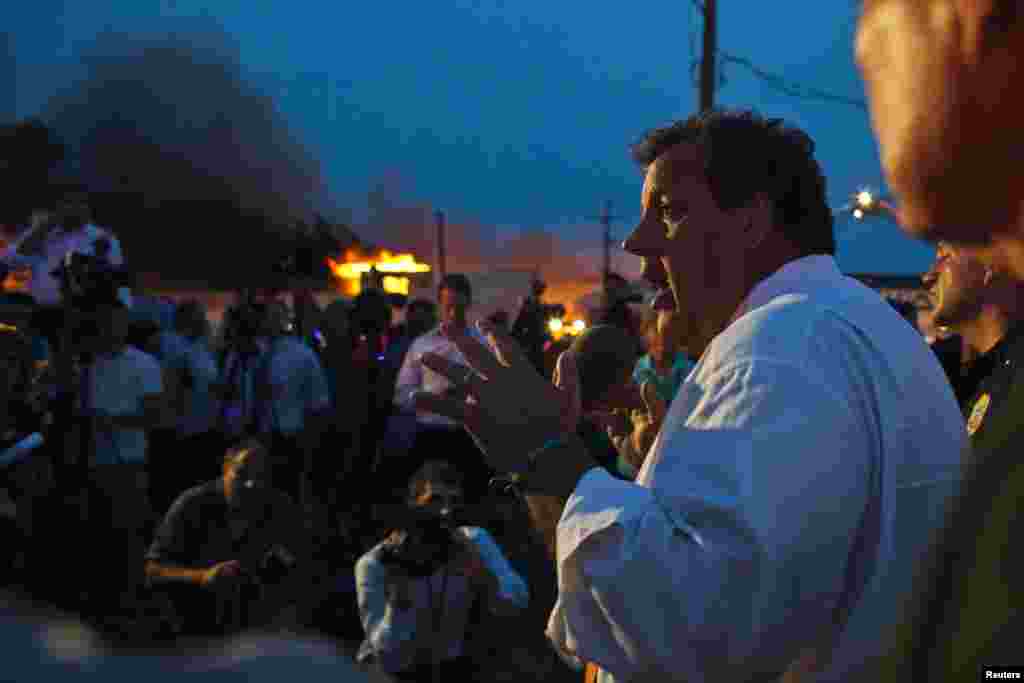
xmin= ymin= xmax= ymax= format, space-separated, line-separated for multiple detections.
xmin=144 ymin=439 xmax=311 ymax=635
xmin=355 ymin=460 xmax=529 ymax=681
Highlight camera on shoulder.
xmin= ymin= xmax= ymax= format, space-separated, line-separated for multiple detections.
xmin=51 ymin=247 xmax=130 ymax=311
xmin=379 ymin=506 xmax=471 ymax=577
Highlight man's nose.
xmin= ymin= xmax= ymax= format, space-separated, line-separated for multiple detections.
xmin=622 ymin=213 xmax=663 ymax=257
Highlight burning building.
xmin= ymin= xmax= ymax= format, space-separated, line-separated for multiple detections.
xmin=326 ymin=247 xmax=432 ymax=297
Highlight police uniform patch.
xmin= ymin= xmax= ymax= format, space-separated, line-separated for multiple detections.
xmin=967 ymin=393 xmax=991 ymax=436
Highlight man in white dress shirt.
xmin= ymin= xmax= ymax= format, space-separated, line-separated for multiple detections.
xmin=413 ymin=110 xmax=966 ymax=682
xmin=393 ymin=274 xmax=496 ymax=505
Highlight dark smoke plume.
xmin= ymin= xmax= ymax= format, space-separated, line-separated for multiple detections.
xmin=40 ymin=24 xmax=335 ymax=284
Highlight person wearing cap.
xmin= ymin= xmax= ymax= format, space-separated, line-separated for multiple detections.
xmin=145 ymin=439 xmax=310 ymax=635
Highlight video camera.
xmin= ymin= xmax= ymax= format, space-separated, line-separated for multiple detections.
xmin=50 ymin=242 xmax=130 ymax=311
xmin=237 ymin=544 xmax=299 ymax=586
xmin=377 ymin=504 xmax=475 ymax=577
xmin=48 ymin=248 xmax=130 ymax=355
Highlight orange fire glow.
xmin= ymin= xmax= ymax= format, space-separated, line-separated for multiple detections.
xmin=326 ymin=248 xmax=432 ymax=296
xmin=2 ymin=268 xmax=30 ymax=294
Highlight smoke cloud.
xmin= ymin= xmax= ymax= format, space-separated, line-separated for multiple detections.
xmin=30 ymin=21 xmax=640 ymax=303
xmin=44 ymin=25 xmax=330 ymax=220
xmin=36 ymin=23 xmax=333 ymax=282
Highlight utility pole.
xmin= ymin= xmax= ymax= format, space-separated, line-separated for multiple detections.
xmin=434 ymin=209 xmax=447 ymax=287
xmin=598 ymin=200 xmax=622 ymax=312
xmin=0 ymin=32 xmax=14 ymax=124
xmin=699 ymin=0 xmax=717 ymax=112
xmin=601 ymin=200 xmax=614 ymax=289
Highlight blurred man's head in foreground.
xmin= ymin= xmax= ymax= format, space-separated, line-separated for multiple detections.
xmin=856 ymin=0 xmax=1024 ymax=265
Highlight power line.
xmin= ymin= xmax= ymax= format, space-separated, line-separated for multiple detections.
xmin=684 ymin=2 xmax=862 ymax=112
xmin=718 ymin=52 xmax=868 ymax=111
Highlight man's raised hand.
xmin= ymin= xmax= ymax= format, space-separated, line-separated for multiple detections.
xmin=414 ymin=320 xmax=573 ymax=474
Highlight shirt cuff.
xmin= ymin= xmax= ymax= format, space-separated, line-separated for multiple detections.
xmin=556 ymin=468 xmax=653 ymax=568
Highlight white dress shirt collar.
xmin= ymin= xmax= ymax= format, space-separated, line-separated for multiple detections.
xmin=728 ymin=254 xmax=840 ymax=327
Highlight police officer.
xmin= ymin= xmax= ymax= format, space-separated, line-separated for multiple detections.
xmin=920 ymin=241 xmax=1024 ymax=443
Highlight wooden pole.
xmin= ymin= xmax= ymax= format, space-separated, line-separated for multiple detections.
xmin=699 ymin=0 xmax=717 ymax=112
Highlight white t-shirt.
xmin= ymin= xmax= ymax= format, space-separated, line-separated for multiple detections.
xmin=86 ymin=346 xmax=163 ymax=466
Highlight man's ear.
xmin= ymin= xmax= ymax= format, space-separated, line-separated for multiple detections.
xmin=740 ymin=194 xmax=773 ymax=250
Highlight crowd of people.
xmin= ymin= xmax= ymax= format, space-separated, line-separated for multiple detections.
xmin=1 ymin=1 xmax=1023 ymax=679
xmin=0 ymin=191 xmax=685 ymax=680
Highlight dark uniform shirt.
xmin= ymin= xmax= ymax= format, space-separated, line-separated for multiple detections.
xmin=870 ymin=322 xmax=1024 ymax=681
xmin=147 ymin=480 xmax=303 ymax=571
xmin=146 ymin=480 xmax=307 ymax=632
xmin=929 ymin=334 xmax=969 ymax=403
xmin=960 ymin=321 xmax=1024 ymax=444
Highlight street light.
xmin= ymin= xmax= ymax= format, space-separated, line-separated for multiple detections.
xmin=835 ymin=188 xmax=898 ymax=222
xmin=856 ymin=190 xmax=875 ymax=210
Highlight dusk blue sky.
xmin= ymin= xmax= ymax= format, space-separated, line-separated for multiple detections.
xmin=6 ymin=1 xmax=934 ymax=277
